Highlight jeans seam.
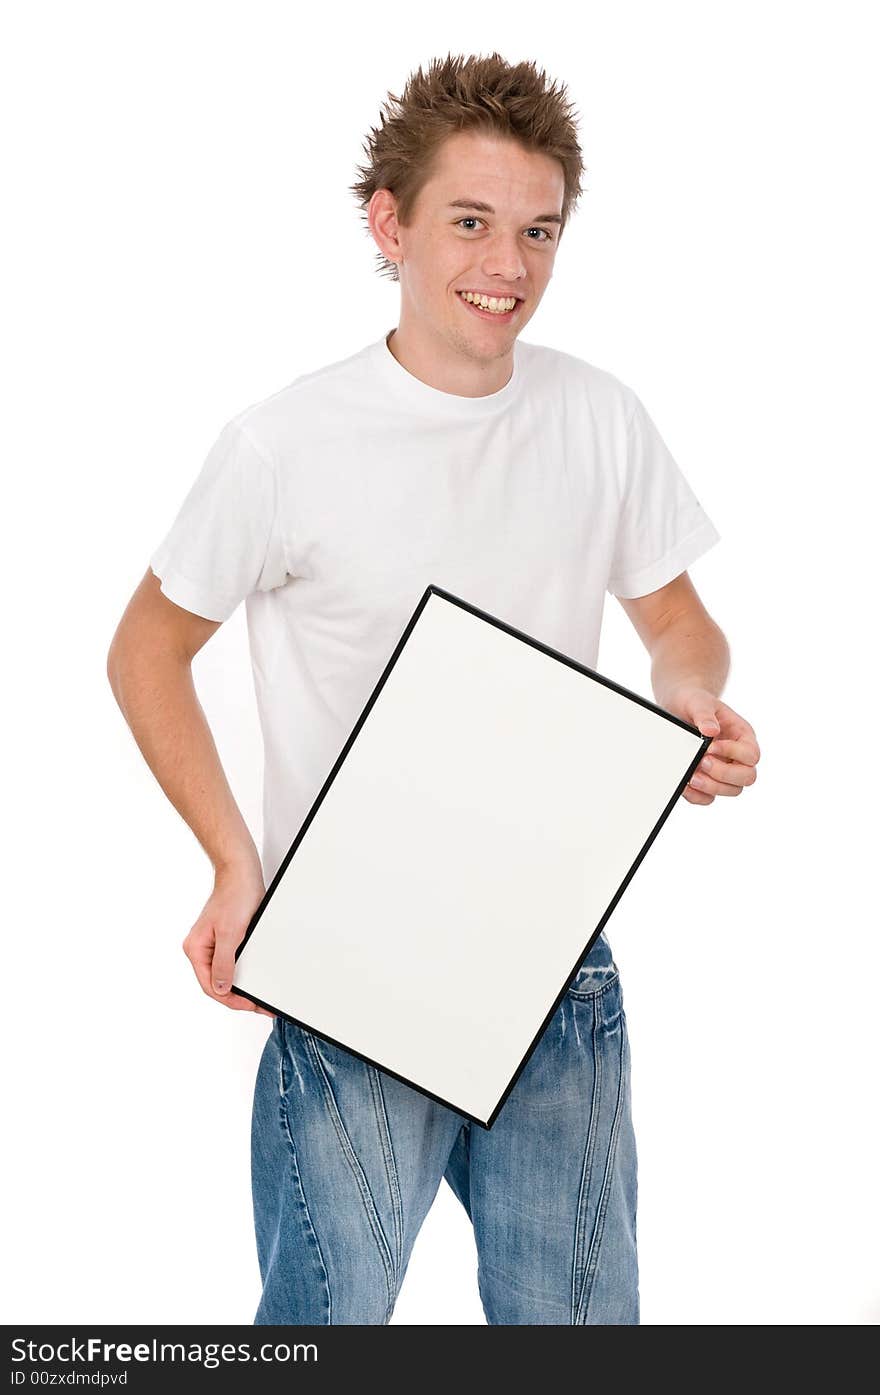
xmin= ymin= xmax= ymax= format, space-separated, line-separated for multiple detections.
xmin=367 ymin=1068 xmax=404 ymax=1302
xmin=567 ymin=969 xmax=620 ymax=1002
xmin=302 ymin=1032 xmax=396 ymax=1314
xmin=275 ymin=1030 xmax=332 ymax=1324
xmin=571 ymin=996 xmax=601 ymax=1323
xmin=576 ymin=993 xmax=627 ymax=1324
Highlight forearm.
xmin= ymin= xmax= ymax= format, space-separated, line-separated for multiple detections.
xmin=107 ymin=645 xmax=261 ymax=876
xmin=649 ymin=616 xmax=730 ymax=712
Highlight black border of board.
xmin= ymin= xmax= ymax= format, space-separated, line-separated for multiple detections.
xmin=231 ymin=582 xmax=711 ymax=1130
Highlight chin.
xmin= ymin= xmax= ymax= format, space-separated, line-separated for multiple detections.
xmin=451 ymin=323 xmax=517 ymax=358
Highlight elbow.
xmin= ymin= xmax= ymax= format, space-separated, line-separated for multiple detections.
xmin=106 ymin=619 xmax=133 ymax=699
xmin=106 ymin=637 xmax=122 ymax=700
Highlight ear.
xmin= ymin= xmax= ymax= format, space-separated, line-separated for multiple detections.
xmin=368 ymin=189 xmax=404 ymax=270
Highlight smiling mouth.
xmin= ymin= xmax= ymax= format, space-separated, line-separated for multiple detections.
xmin=456 ymin=290 xmax=522 ymax=320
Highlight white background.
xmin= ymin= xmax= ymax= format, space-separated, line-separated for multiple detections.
xmin=4 ymin=1 xmax=877 ymax=1326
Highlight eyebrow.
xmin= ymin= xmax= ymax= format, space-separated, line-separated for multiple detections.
xmin=447 ymin=198 xmax=563 ymax=225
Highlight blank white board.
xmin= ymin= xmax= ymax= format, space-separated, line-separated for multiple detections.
xmin=232 ymin=585 xmax=709 ymax=1128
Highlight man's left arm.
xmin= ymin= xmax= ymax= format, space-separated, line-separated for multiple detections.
xmin=617 ymin=572 xmax=760 ymax=807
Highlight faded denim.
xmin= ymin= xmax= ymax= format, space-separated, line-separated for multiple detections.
xmin=250 ymin=929 xmax=638 ymax=1324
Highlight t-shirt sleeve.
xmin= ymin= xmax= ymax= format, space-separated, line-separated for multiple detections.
xmin=606 ymin=391 xmax=721 ymax=598
xmin=149 ymin=418 xmax=290 ymax=622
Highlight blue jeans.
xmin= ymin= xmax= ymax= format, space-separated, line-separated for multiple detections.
xmin=250 ymin=930 xmax=638 ymax=1324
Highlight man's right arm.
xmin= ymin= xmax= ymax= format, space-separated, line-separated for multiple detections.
xmin=106 ymin=567 xmax=273 ymax=1015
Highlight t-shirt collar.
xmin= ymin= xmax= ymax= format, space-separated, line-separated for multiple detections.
xmin=371 ymin=327 xmax=522 ymax=415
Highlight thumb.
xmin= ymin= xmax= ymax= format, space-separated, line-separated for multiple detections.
xmin=212 ymin=940 xmax=236 ymax=995
xmin=698 ymin=714 xmax=721 ymax=736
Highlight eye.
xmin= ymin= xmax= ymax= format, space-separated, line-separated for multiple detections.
xmin=455 ymin=217 xmax=554 ymax=242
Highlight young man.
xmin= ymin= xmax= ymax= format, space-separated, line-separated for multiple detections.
xmin=107 ymin=53 xmax=759 ymax=1325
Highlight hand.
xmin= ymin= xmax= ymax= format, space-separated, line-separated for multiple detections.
xmin=663 ymin=686 xmax=761 ymax=806
xmin=182 ymin=860 xmax=275 ymax=1016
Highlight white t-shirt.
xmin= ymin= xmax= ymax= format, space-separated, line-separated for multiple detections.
xmin=150 ymin=329 xmax=721 ymax=887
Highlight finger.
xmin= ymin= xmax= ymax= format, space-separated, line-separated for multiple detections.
xmin=221 ymin=992 xmax=259 ymax=1011
xmin=694 ymin=753 xmax=758 ymax=786
xmin=701 ymin=757 xmax=757 ymax=789
xmin=184 ymin=934 xmax=218 ymax=998
xmin=225 ymin=991 xmax=273 ymax=1017
xmin=695 ymin=712 xmax=721 ymax=737
xmin=704 ymin=737 xmax=760 ymax=765
xmin=683 ymin=782 xmax=714 ymax=805
xmin=211 ymin=936 xmax=239 ymax=997
xmin=184 ymin=932 xmax=254 ymax=1009
xmin=688 ymin=767 xmax=743 ymax=796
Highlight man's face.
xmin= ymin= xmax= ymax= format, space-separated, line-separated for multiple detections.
xmin=393 ymin=130 xmax=565 ymax=363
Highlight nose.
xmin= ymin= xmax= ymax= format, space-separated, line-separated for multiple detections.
xmin=479 ymin=231 xmax=528 ymax=284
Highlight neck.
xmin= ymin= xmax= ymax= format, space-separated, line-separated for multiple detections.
xmin=386 ymin=313 xmax=514 ymax=398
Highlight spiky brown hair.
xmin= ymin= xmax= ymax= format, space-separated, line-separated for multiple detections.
xmin=350 ymin=52 xmax=587 ymax=282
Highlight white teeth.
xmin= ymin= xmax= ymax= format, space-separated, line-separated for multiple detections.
xmin=459 ymin=291 xmax=518 ymax=314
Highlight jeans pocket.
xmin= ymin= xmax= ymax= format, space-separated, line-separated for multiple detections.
xmin=566 ymin=929 xmax=620 ymax=999
xmin=275 ymin=1014 xmax=314 ymax=1102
